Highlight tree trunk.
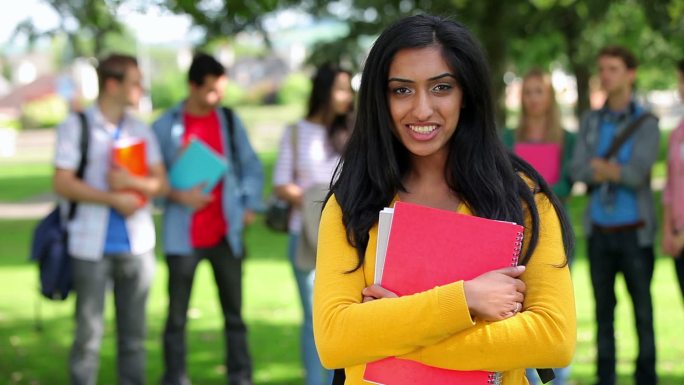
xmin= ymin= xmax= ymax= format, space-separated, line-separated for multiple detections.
xmin=94 ymin=32 xmax=105 ymax=58
xmin=559 ymin=9 xmax=592 ymax=122
xmin=479 ymin=4 xmax=508 ymax=129
xmin=68 ymin=33 xmax=85 ymax=58
xmin=572 ymin=62 xmax=591 ymax=120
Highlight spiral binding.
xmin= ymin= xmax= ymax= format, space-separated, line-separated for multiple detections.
xmin=512 ymin=231 xmax=524 ymax=266
xmin=487 ymin=372 xmax=503 ymax=385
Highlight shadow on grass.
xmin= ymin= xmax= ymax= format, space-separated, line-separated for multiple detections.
xmin=572 ymin=373 xmax=684 ymax=385
xmin=0 ymin=219 xmax=37 ymax=267
xmin=0 ymin=313 xmax=302 ymax=385
xmin=0 ymin=175 xmax=52 ymax=202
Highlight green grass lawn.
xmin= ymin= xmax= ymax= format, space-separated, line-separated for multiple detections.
xmin=1 ymin=197 xmax=684 ymax=384
xmin=0 ymin=217 xmax=304 ymax=385
xmin=0 ymin=163 xmax=53 ymax=202
xmin=0 ymin=108 xmax=682 ymax=383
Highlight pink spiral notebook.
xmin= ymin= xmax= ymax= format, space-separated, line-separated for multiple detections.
xmin=365 ymin=201 xmax=524 ymax=385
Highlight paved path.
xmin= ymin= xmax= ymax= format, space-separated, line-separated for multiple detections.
xmin=0 ymin=124 xmax=285 ymax=220
xmin=0 ymin=129 xmax=56 ymax=220
xmin=0 ymin=126 xmax=668 ymax=220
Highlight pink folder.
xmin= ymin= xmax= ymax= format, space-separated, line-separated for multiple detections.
xmin=364 ymin=201 xmax=524 ymax=385
xmin=513 ymin=142 xmax=562 ymax=185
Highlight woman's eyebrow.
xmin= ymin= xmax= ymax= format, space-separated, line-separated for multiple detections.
xmin=387 ymin=77 xmax=413 ymax=83
xmin=428 ymin=73 xmax=457 ymax=81
xmin=387 ymin=73 xmax=457 ymax=83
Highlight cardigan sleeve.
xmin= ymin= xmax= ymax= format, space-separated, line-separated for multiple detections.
xmin=313 ymin=195 xmax=476 ymax=369
xmin=400 ymin=193 xmax=576 ymax=371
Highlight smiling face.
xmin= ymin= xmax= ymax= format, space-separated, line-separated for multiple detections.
xmin=387 ymin=45 xmax=463 ymax=160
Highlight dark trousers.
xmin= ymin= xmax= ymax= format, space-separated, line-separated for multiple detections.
xmin=676 ymin=252 xmax=684 ymax=300
xmin=588 ymin=230 xmax=656 ymax=385
xmin=162 ymin=242 xmax=252 ymax=385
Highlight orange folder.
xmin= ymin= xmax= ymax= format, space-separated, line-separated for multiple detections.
xmin=112 ymin=138 xmax=148 ymax=204
xmin=364 ymin=201 xmax=524 ymax=385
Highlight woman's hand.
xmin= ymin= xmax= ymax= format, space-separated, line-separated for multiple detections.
xmin=463 ymin=266 xmax=526 ymax=321
xmin=362 ymin=284 xmax=399 ymax=303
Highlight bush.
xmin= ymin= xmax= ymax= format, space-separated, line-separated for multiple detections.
xmin=150 ymin=72 xmax=186 ymax=110
xmin=223 ymin=82 xmax=248 ymax=106
xmin=0 ymin=118 xmax=20 ymax=130
xmin=276 ymin=72 xmax=311 ymax=105
xmin=20 ymin=95 xmax=69 ymax=129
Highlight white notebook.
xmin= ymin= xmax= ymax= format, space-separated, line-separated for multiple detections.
xmin=374 ymin=207 xmax=395 ymax=284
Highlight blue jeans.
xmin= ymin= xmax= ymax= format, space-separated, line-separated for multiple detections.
xmin=525 ymin=367 xmax=571 ymax=385
xmin=288 ymin=234 xmax=333 ymax=385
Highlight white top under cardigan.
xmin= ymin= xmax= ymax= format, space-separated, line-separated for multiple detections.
xmin=272 ymin=119 xmax=341 ymax=233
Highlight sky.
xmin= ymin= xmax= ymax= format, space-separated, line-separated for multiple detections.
xmin=1 ymin=0 xmax=196 ymax=49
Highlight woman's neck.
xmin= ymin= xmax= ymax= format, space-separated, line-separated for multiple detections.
xmin=400 ymin=153 xmax=460 ymax=210
xmin=523 ymin=115 xmax=547 ymax=141
xmin=307 ymin=110 xmax=333 ymax=127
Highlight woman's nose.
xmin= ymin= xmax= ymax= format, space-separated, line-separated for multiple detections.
xmin=412 ymin=91 xmax=434 ymax=121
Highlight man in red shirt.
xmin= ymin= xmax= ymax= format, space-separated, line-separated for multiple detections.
xmin=153 ymin=53 xmax=264 ymax=385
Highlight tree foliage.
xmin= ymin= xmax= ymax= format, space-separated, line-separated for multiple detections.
xmin=47 ymin=0 xmax=126 ymax=57
xmin=9 ymin=0 xmax=683 ymax=120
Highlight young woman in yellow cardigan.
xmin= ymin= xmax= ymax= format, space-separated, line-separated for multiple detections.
xmin=313 ymin=15 xmax=576 ymax=385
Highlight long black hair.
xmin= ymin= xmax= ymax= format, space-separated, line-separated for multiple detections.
xmin=307 ymin=63 xmax=353 ymax=150
xmin=328 ymin=14 xmax=574 ymax=270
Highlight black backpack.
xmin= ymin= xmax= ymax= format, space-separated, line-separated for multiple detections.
xmin=30 ymin=112 xmax=89 ymax=301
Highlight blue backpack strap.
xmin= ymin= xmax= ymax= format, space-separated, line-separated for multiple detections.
xmin=67 ymin=111 xmax=89 ymax=220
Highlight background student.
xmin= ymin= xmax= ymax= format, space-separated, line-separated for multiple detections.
xmin=662 ymin=58 xmax=684 ymax=302
xmin=569 ymin=45 xmax=659 ymax=385
xmin=273 ymin=63 xmax=354 ymax=385
xmin=152 ymin=53 xmax=264 ymax=385
xmin=54 ymin=53 xmax=168 ymax=385
xmin=502 ymin=68 xmax=575 ymax=384
xmin=502 ymin=68 xmax=576 ymax=203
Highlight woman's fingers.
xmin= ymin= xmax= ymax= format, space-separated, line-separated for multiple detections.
xmin=362 ymin=284 xmax=399 ymax=301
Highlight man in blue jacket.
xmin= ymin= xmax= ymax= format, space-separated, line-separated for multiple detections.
xmin=570 ymin=45 xmax=659 ymax=385
xmin=152 ymin=53 xmax=263 ymax=385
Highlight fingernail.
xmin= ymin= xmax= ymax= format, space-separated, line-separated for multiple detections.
xmin=517 ymin=265 xmax=526 ymax=272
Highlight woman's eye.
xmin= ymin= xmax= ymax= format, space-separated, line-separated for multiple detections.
xmin=392 ymin=87 xmax=412 ymax=95
xmin=433 ymin=84 xmax=452 ymax=92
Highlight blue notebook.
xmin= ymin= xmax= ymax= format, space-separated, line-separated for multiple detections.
xmin=169 ymin=139 xmax=228 ymax=194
